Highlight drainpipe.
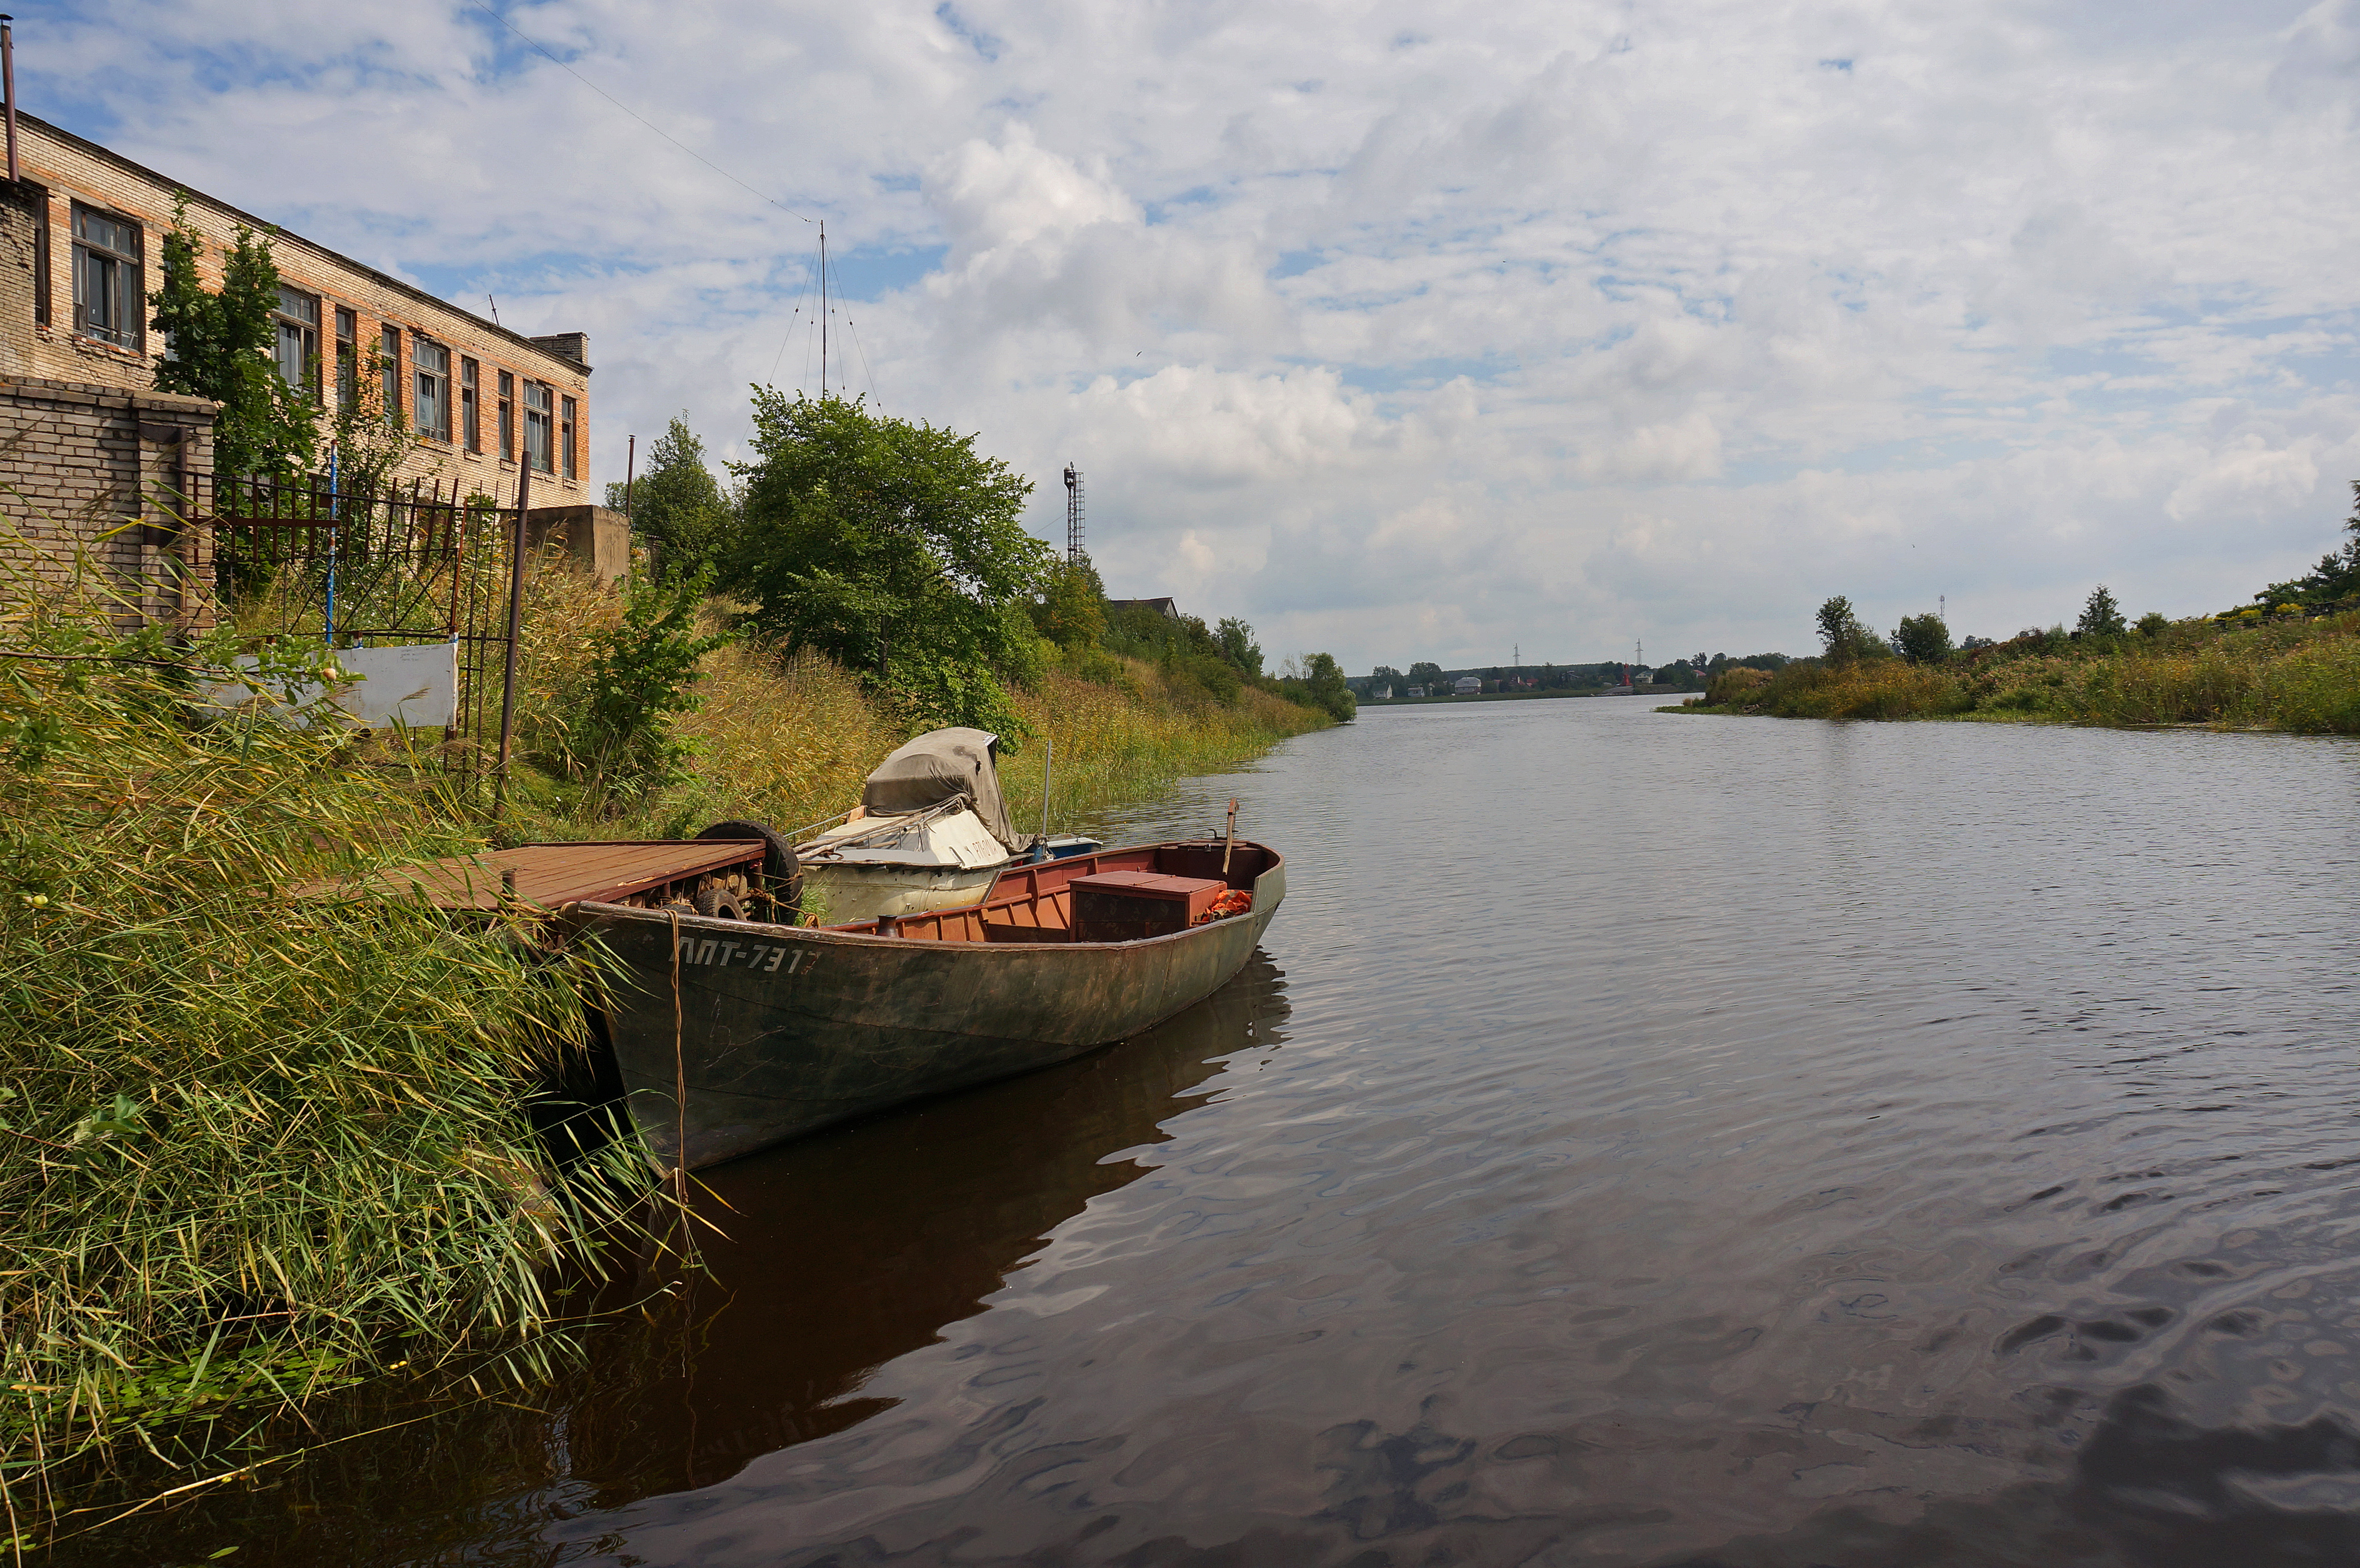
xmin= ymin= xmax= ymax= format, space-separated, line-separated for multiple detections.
xmin=3 ymin=17 xmax=20 ymax=185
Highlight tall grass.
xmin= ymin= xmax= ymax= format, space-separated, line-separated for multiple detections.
xmin=0 ymin=574 xmax=657 ymax=1538
xmin=501 ymin=565 xmax=1332 ymax=844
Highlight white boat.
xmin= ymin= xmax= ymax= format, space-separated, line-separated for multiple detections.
xmin=794 ymin=728 xmax=1031 ymax=924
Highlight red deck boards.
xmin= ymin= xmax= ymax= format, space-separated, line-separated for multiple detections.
xmin=381 ymin=840 xmax=765 ymax=910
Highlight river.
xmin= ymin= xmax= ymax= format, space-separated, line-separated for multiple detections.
xmin=78 ymin=700 xmax=2360 ymax=1565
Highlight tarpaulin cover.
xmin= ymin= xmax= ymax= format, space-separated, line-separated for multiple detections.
xmin=861 ymin=727 xmax=1023 ymax=852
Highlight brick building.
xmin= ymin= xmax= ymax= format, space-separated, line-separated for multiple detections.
xmin=0 ymin=110 xmax=593 ymax=506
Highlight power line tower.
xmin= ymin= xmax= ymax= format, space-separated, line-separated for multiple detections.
xmin=1063 ymin=464 xmax=1085 ymax=563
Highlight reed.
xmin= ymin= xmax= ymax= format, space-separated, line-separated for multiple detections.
xmin=0 ymin=570 xmax=658 ymax=1537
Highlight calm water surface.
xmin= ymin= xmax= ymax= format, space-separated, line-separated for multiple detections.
xmin=86 ymin=701 xmax=2360 ymax=1565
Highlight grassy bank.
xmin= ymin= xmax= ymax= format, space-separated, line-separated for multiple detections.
xmin=1679 ymin=610 xmax=2360 ymax=732
xmin=499 ymin=565 xmax=1333 ymax=845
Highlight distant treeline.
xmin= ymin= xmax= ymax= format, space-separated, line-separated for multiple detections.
xmin=1354 ymin=652 xmax=1792 ymax=697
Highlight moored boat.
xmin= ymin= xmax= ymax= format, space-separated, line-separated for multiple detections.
xmin=563 ymin=837 xmax=1284 ymax=1171
xmin=793 ymin=726 xmax=1031 ymax=923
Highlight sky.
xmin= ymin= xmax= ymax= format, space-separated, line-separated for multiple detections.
xmin=29 ymin=0 xmax=2360 ymax=671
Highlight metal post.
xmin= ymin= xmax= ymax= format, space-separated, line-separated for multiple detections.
xmin=323 ymin=443 xmax=339 ymax=644
xmin=490 ymin=457 xmax=533 ymax=821
xmin=1038 ymin=733 xmax=1053 ymax=854
xmin=624 ymin=432 xmax=636 ymax=513
xmin=3 ymin=18 xmax=21 ymax=186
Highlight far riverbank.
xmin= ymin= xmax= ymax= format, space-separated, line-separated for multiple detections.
xmin=1674 ymin=608 xmax=2360 ymax=734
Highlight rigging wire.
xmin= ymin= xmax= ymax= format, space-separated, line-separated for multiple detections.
xmin=464 ymin=0 xmax=813 ymax=224
xmin=845 ymin=312 xmax=880 ymax=403
xmin=767 ymin=233 xmax=823 ymax=384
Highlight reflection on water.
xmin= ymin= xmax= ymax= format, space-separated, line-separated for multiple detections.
xmin=61 ymin=702 xmax=2360 ymax=1566
xmin=60 ymin=959 xmax=1290 ymax=1566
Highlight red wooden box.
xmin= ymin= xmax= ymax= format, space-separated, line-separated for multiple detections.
xmin=1069 ymin=870 xmax=1227 ymax=943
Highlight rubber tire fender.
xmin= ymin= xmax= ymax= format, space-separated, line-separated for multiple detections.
xmin=696 ymin=819 xmax=802 ymax=920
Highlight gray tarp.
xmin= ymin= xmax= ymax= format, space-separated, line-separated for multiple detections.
xmin=861 ymin=727 xmax=1024 ymax=853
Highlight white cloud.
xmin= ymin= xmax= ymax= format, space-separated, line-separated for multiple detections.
xmin=29 ymin=0 xmax=2360 ymax=669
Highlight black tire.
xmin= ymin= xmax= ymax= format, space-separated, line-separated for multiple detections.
xmin=696 ymin=819 xmax=802 ymax=920
xmin=692 ymin=885 xmax=746 ymax=920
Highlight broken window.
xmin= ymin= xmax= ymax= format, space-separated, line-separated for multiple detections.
xmin=70 ymin=204 xmax=141 ymax=350
xmin=414 ymin=337 xmax=450 ymax=442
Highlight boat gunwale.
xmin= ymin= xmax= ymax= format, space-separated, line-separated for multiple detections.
xmin=563 ymin=838 xmax=1281 ymax=956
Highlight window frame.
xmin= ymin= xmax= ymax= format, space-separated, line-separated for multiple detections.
xmin=459 ymin=358 xmax=480 ymax=453
xmin=559 ymin=394 xmax=577 ymax=479
xmin=523 ymin=380 xmax=553 ymax=473
xmin=379 ymin=324 xmax=403 ymax=429
xmin=412 ymin=335 xmax=451 ymax=443
xmin=334 ymin=308 xmax=356 ymax=411
xmin=69 ymin=202 xmax=143 ymax=351
xmin=271 ymin=285 xmax=321 ymax=396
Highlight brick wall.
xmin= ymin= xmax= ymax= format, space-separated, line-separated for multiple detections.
xmin=0 ymin=112 xmax=593 ymax=508
xmin=0 ymin=374 xmax=219 ymax=633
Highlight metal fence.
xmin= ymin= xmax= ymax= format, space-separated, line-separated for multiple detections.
xmin=206 ymin=474 xmax=520 ymax=796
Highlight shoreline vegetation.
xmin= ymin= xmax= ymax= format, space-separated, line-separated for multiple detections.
xmin=1 ymin=394 xmax=1340 ymax=1544
xmin=1682 ymin=486 xmax=2360 ymax=735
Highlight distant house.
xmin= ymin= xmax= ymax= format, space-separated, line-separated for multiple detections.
xmin=1453 ymin=676 xmax=1482 ymax=695
xmin=1108 ymin=597 xmax=1180 ymax=620
xmin=1406 ymin=686 xmax=1426 ymax=698
xmin=1370 ymin=684 xmax=1393 ymax=700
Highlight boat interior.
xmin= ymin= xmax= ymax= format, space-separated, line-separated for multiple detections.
xmin=834 ymin=841 xmax=1277 ymax=944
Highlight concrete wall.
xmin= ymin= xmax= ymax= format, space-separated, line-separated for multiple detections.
xmin=526 ymin=504 xmax=631 ymax=586
xmin=0 ymin=375 xmax=220 ymax=632
xmin=0 ymin=114 xmax=594 ymax=506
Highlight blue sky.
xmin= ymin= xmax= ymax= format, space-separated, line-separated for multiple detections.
xmin=28 ymin=0 xmax=2360 ymax=669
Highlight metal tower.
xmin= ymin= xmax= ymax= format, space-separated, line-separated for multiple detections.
xmin=1063 ymin=464 xmax=1085 ymax=562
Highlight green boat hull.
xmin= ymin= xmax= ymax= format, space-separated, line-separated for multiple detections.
xmin=570 ymin=850 xmax=1284 ymax=1170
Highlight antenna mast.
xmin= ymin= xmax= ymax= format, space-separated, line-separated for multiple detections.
xmin=819 ymin=222 xmax=828 ymax=399
xmin=1064 ymin=464 xmax=1084 ymax=562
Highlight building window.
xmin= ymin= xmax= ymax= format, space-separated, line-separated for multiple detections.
xmin=559 ymin=394 xmax=577 ymax=479
xmin=414 ymin=338 xmax=450 ymax=441
xmin=380 ymin=325 xmax=402 ymax=429
xmin=335 ymin=308 xmax=356 ymax=410
xmin=70 ymin=204 xmax=142 ymax=350
xmin=32 ymin=190 xmax=48 ymax=328
xmin=459 ymin=358 xmax=480 ymax=453
xmin=523 ymin=381 xmax=553 ymax=473
xmin=272 ymin=285 xmax=320 ymax=393
xmin=497 ymin=370 xmax=515 ymax=460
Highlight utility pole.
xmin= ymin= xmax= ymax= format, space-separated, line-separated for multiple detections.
xmin=1064 ymin=464 xmax=1085 ymax=562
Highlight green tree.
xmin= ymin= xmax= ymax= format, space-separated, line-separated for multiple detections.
xmin=1215 ymin=617 xmax=1263 ymax=676
xmin=1892 ymin=612 xmax=1954 ymax=664
xmin=1303 ymin=652 xmax=1355 ymax=722
xmin=2077 ymin=584 xmax=2126 ymax=637
xmin=560 ymin=570 xmax=735 ymax=800
xmin=1407 ymin=660 xmax=1443 ymax=690
xmin=1815 ymin=595 xmax=1882 ymax=665
xmin=2252 ymin=482 xmax=2360 ymax=607
xmin=612 ymin=416 xmax=735 ymax=582
xmin=1032 ymin=555 xmax=1107 ymax=649
xmin=2135 ymin=611 xmax=2170 ymax=637
xmin=148 ymin=197 xmax=319 ymax=481
xmin=726 ymin=392 xmax=1049 ymax=735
